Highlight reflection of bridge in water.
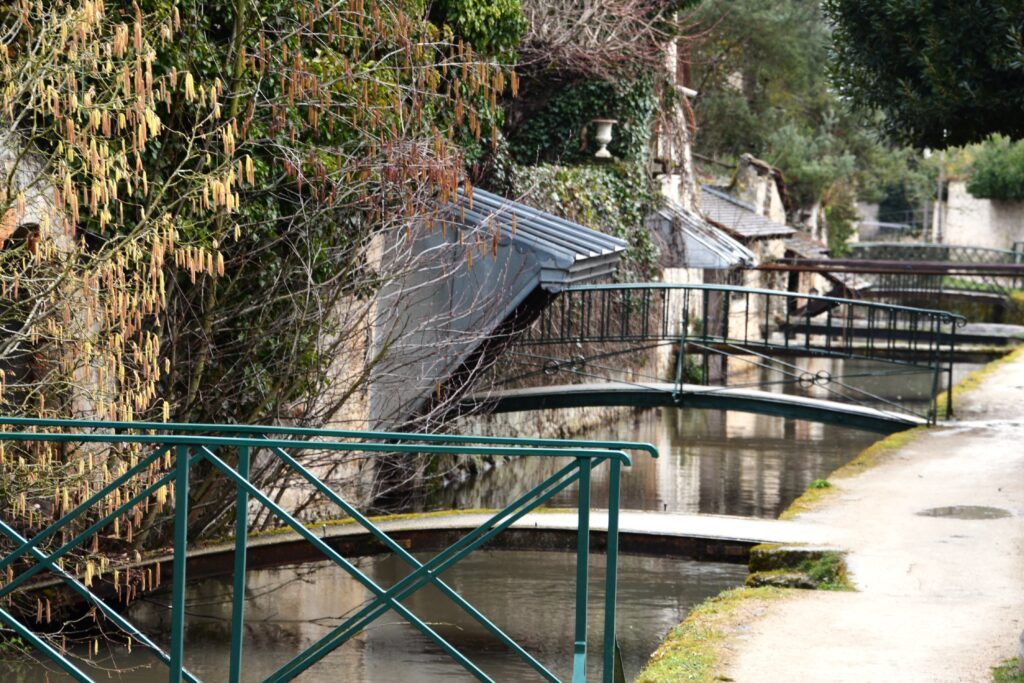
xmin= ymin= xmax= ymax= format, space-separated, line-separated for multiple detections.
xmin=463 ymin=283 xmax=966 ymax=431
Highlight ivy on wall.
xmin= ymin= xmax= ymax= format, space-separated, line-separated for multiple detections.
xmin=490 ymin=75 xmax=664 ymax=279
xmin=507 ymin=162 xmax=660 ymax=279
xmin=508 ymin=77 xmax=658 ymax=165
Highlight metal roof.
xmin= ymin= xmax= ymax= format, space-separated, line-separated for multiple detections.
xmin=648 ymin=200 xmax=756 ymax=269
xmin=784 ymin=229 xmax=829 ymax=259
xmin=446 ymin=187 xmax=628 ymax=290
xmin=700 ymin=186 xmax=795 ymax=239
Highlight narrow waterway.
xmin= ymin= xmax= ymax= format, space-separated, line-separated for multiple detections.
xmin=8 ymin=553 xmax=745 ymax=682
xmin=6 ymin=358 xmax=981 ymax=682
xmin=435 ymin=358 xmax=979 ymax=518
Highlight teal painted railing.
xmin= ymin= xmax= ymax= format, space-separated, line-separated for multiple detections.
xmin=0 ymin=418 xmax=656 ymax=682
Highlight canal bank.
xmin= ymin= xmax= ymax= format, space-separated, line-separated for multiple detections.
xmin=639 ymin=349 xmax=1024 ymax=682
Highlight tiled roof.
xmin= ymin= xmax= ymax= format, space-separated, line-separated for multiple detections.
xmin=700 ymin=186 xmax=795 ymax=239
xmin=785 ymin=229 xmax=829 ymax=259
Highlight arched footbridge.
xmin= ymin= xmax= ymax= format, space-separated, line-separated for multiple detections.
xmin=462 ymin=381 xmax=927 ymax=434
xmin=463 ymin=283 xmax=965 ymax=431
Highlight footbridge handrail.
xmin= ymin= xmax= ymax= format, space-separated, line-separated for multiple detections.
xmin=552 ymin=282 xmax=966 ymax=325
xmin=842 ymin=243 xmax=1024 ymax=304
xmin=0 ymin=416 xmax=659 ymax=459
xmin=849 ymin=242 xmax=1024 ymax=264
xmin=0 ymin=420 xmax=647 ymax=682
xmin=513 ymin=283 xmax=965 ymax=423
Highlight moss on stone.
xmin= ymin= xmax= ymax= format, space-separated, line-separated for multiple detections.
xmin=748 ymin=545 xmax=851 ymax=590
xmin=797 ymin=553 xmax=851 ymax=591
xmin=635 ymin=586 xmax=788 ymax=682
xmin=992 ymin=658 xmax=1024 ymax=683
xmin=745 ymin=570 xmax=817 ymax=589
xmin=748 ymin=543 xmax=812 ymax=572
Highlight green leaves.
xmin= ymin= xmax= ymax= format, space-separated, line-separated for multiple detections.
xmin=432 ymin=0 xmax=528 ymax=59
xmin=825 ymin=0 xmax=1024 ymax=148
xmin=509 ymin=78 xmax=657 ymax=165
xmin=967 ymin=135 xmax=1024 ymax=200
xmin=764 ymin=123 xmax=856 ymax=209
xmin=507 ymin=162 xmax=660 ymax=279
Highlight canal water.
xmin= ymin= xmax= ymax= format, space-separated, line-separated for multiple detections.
xmin=435 ymin=358 xmax=979 ymax=518
xmin=8 ymin=553 xmax=745 ymax=682
xmin=6 ymin=358 xmax=981 ymax=682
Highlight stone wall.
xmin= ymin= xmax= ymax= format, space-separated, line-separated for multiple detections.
xmin=457 ymin=404 xmax=640 ymax=441
xmin=734 ymin=155 xmax=788 ymax=226
xmin=944 ymin=180 xmax=1024 ymax=250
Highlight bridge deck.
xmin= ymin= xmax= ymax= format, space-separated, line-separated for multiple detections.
xmin=777 ymin=320 xmax=1024 ymax=346
xmin=26 ymin=510 xmax=832 ymax=607
xmin=150 ymin=510 xmax=832 ymax=570
xmin=463 ymin=381 xmax=927 ymax=433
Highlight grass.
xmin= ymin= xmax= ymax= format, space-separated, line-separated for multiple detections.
xmin=784 ymin=343 xmax=1024 ymax=520
xmin=779 ymin=427 xmax=925 ymax=520
xmin=797 ymin=552 xmax=850 ymax=591
xmin=935 ymin=345 xmax=1024 ymax=416
xmin=634 ymin=587 xmax=787 ymax=683
xmin=993 ymin=658 xmax=1024 ymax=683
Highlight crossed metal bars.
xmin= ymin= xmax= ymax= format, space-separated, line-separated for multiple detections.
xmin=0 ymin=418 xmax=656 ymax=682
xmin=846 ymin=242 xmax=1024 ymax=299
xmin=513 ymin=283 xmax=964 ymax=422
xmin=848 ymin=242 xmax=1024 ymax=265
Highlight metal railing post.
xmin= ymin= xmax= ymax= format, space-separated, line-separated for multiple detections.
xmin=602 ymin=458 xmax=621 ymax=683
xmin=701 ymin=289 xmax=710 ymax=384
xmin=675 ymin=295 xmax=688 ymax=395
xmin=946 ymin=322 xmax=957 ymax=418
xmin=169 ymin=445 xmax=191 ymax=683
xmin=228 ymin=445 xmax=250 ymax=683
xmin=572 ymin=458 xmax=591 ymax=683
xmin=928 ymin=318 xmax=942 ymax=425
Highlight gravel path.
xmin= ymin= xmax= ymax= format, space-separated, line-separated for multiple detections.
xmin=723 ymin=354 xmax=1024 ymax=683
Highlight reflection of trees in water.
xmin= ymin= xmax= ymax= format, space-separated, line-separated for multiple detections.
xmin=128 ymin=561 xmax=366 ymax=645
xmin=429 ymin=452 xmax=571 ymax=510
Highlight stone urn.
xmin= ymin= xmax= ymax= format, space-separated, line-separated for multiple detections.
xmin=592 ymin=118 xmax=617 ymax=159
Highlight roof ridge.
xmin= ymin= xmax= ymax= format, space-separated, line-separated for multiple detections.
xmin=701 ymin=184 xmax=759 ymax=213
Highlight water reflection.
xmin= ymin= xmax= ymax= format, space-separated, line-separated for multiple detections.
xmin=438 ymin=359 xmax=980 ymax=518
xmin=9 ymin=553 xmax=746 ymax=682
xmin=438 ymin=408 xmax=877 ymax=518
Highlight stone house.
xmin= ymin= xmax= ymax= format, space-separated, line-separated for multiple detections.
xmin=699 ymin=184 xmax=793 ymax=292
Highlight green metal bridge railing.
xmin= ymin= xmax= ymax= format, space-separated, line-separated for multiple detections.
xmin=0 ymin=417 xmax=656 ymax=682
xmin=510 ymin=283 xmax=965 ymax=423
